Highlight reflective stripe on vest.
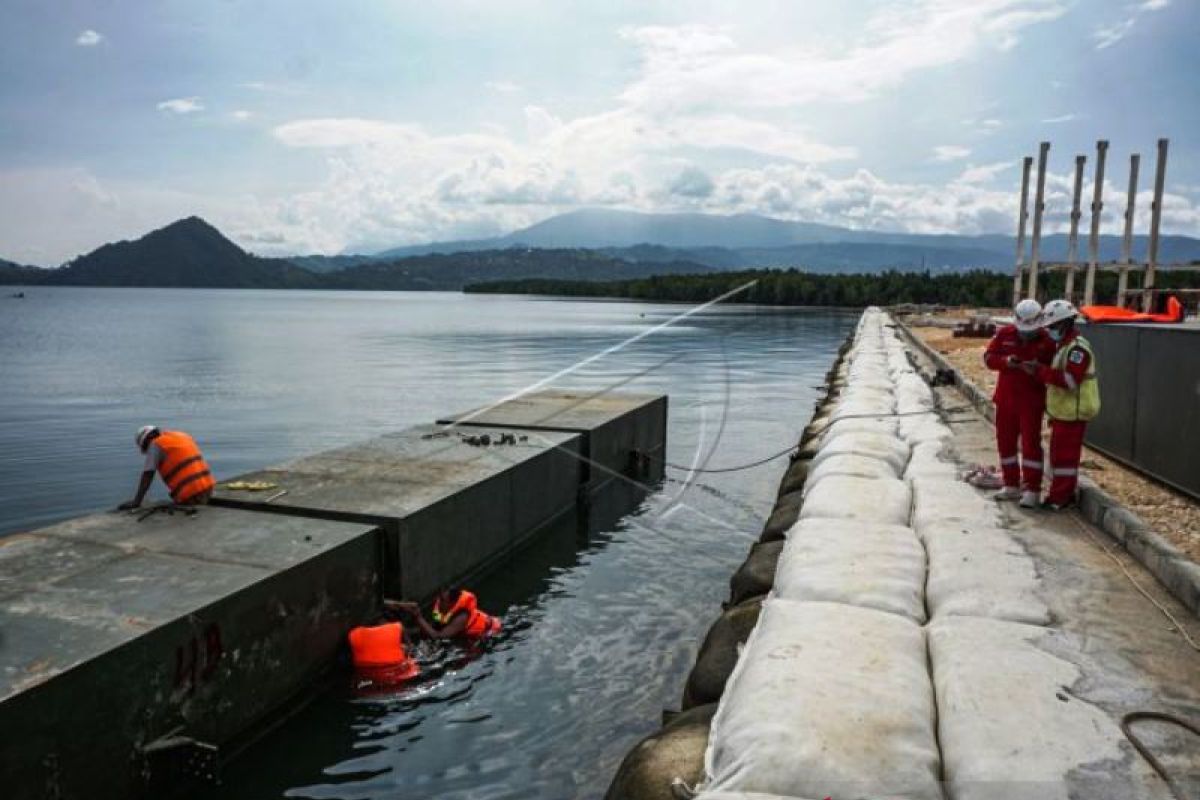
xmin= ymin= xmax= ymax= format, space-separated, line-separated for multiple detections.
xmin=155 ymin=430 xmax=215 ymax=502
xmin=1046 ymin=337 xmax=1101 ymax=422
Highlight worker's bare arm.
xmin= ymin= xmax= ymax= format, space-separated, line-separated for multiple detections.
xmin=118 ymin=470 xmax=155 ymax=510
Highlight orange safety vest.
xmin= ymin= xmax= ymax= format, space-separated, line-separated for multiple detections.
xmin=434 ymin=591 xmax=501 ymax=639
xmin=348 ymin=622 xmax=419 ymax=684
xmin=155 ymin=430 xmax=215 ymax=504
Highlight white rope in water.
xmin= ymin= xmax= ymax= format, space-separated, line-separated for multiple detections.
xmin=1068 ymin=513 xmax=1200 ymax=653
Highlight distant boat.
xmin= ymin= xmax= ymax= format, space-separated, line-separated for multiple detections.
xmin=9 ymin=292 xmax=24 ymax=298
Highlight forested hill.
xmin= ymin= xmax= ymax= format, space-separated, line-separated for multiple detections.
xmin=467 ymin=270 xmax=1017 ymax=307
xmin=465 ymin=269 xmax=1200 ymax=308
xmin=0 ymin=217 xmax=714 ymax=290
xmin=320 ymin=249 xmax=714 ymax=290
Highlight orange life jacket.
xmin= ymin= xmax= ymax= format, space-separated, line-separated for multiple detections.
xmin=155 ymin=430 xmax=215 ymax=503
xmin=348 ymin=622 xmax=419 ymax=684
xmin=434 ymin=590 xmax=501 ymax=639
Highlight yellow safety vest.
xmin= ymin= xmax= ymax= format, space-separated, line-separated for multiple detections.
xmin=1046 ymin=336 xmax=1100 ymax=422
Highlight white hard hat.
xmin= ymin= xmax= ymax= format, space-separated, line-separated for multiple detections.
xmin=1040 ymin=299 xmax=1079 ymax=328
xmin=136 ymin=425 xmax=159 ymax=451
xmin=1013 ymin=298 xmax=1042 ymax=332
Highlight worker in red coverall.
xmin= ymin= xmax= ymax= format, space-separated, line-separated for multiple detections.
xmin=983 ymin=298 xmax=1055 ymax=508
xmin=1022 ymin=299 xmax=1101 ymax=510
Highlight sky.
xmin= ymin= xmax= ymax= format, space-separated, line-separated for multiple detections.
xmin=1 ymin=0 xmax=1198 ymax=265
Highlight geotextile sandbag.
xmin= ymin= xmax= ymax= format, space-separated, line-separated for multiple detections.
xmin=810 ymin=431 xmax=909 ymax=475
xmin=605 ymin=703 xmax=718 ymax=800
xmin=682 ymin=600 xmax=763 ymax=709
xmin=923 ymin=521 xmax=1050 ymax=625
xmin=929 ymin=616 xmax=1129 ymax=800
xmin=774 ymin=457 xmax=810 ymax=497
xmin=799 ymin=475 xmax=912 ymax=526
xmin=703 ymin=599 xmax=941 ymax=800
xmin=910 ymin=477 xmax=999 ymax=539
xmin=818 ymin=416 xmax=898 ymax=444
xmin=900 ymin=418 xmax=953 ymax=445
xmin=805 ymin=452 xmax=900 ymax=488
xmin=773 ymin=518 xmax=927 ymax=622
xmin=904 ymin=440 xmax=957 ymax=480
xmin=758 ymin=492 xmax=803 ymax=543
xmin=728 ymin=540 xmax=784 ymax=605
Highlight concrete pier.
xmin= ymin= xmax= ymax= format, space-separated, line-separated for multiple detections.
xmin=1 ymin=389 xmax=667 ymax=799
xmin=1 ymin=508 xmax=381 ymax=800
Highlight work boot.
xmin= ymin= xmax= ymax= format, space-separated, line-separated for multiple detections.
xmin=1019 ymin=491 xmax=1040 ymax=508
xmin=993 ymin=486 xmax=1021 ymax=501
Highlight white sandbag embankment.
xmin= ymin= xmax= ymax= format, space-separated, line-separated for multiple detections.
xmin=910 ymin=476 xmax=999 ymax=540
xmin=805 ymin=452 xmax=900 ymax=487
xmin=818 ymin=415 xmax=898 ymax=444
xmin=929 ymin=616 xmax=1132 ymax=800
xmin=775 ymin=519 xmax=927 ymax=622
xmin=704 ymin=599 xmax=941 ymax=800
xmin=799 ymin=475 xmax=912 ymax=526
xmin=810 ymin=431 xmax=909 ymax=475
xmin=904 ymin=441 xmax=957 ymax=480
xmin=923 ymin=520 xmax=1051 ymax=625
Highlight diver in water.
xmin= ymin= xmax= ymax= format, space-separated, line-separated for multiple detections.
xmin=387 ymin=587 xmax=502 ymax=641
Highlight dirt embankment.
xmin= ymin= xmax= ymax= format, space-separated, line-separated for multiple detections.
xmin=908 ymin=320 xmax=1200 ymax=562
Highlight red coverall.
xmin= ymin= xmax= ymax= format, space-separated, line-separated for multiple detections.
xmin=983 ymin=324 xmax=1055 ymax=492
xmin=1036 ymin=330 xmax=1091 ymax=506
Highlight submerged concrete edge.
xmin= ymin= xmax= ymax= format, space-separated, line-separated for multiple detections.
xmin=892 ymin=313 xmax=1200 ymax=620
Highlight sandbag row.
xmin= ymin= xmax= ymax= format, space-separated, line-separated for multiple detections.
xmin=883 ymin=320 xmax=1140 ymax=800
xmin=700 ymin=309 xmax=942 ymax=800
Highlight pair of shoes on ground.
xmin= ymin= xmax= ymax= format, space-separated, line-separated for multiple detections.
xmin=993 ymin=486 xmax=1040 ymax=508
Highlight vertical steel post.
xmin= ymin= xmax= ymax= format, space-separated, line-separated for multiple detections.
xmin=1084 ymin=140 xmax=1107 ymax=307
xmin=1118 ymin=153 xmax=1140 ymax=307
xmin=1012 ymin=156 xmax=1033 ymax=305
xmin=1028 ymin=142 xmax=1050 ymax=299
xmin=1143 ymin=138 xmax=1168 ymax=311
xmin=1065 ymin=154 xmax=1086 ymax=302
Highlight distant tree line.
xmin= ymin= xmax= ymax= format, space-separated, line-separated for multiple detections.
xmin=465 ymin=268 xmax=1200 ymax=309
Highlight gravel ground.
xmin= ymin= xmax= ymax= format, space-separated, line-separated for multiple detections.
xmin=909 ymin=320 xmax=1200 ymax=562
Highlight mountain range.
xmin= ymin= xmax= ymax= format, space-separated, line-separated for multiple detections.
xmin=0 ymin=217 xmax=714 ymax=290
xmin=368 ymin=208 xmax=1200 ymax=270
xmin=3 ymin=209 xmax=1198 ymax=290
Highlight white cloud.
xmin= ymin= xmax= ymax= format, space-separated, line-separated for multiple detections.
xmin=485 ymin=80 xmax=522 ymax=94
xmin=618 ymin=2 xmax=1066 ymax=112
xmin=1094 ymin=0 xmax=1170 ymax=49
xmin=932 ymin=145 xmax=972 ymax=162
xmin=1094 ymin=18 xmax=1136 ymax=49
xmin=1042 ymin=113 xmax=1076 ymax=123
xmin=955 ymin=161 xmax=1015 ymax=184
xmin=75 ymin=29 xmax=102 ymax=46
xmin=156 ymin=97 xmax=204 ymax=115
xmin=230 ymin=110 xmax=253 ymax=121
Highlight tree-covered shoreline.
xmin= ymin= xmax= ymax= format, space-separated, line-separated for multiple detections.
xmin=465 ymin=268 xmax=1200 ymax=308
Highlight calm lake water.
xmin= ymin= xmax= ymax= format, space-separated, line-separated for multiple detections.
xmin=0 ymin=287 xmax=855 ymax=799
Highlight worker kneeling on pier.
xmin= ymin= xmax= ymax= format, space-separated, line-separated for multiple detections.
xmin=1023 ymin=299 xmax=1101 ymax=511
xmin=118 ymin=425 xmax=215 ymax=510
xmin=348 ymin=620 xmax=420 ymax=688
xmin=984 ymin=298 xmax=1055 ymax=508
xmin=389 ymin=588 xmax=501 ymax=640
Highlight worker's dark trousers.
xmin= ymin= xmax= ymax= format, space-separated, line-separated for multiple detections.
xmin=1047 ymin=419 xmax=1088 ymax=506
xmin=995 ymin=396 xmax=1044 ymax=492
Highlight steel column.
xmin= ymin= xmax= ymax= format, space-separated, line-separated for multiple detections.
xmin=1065 ymin=154 xmax=1086 ymax=302
xmin=1117 ymin=153 xmax=1140 ymax=308
xmin=1084 ymin=140 xmax=1107 ymax=307
xmin=1012 ymin=156 xmax=1033 ymax=305
xmin=1028 ymin=141 xmax=1050 ymax=299
xmin=1143 ymin=138 xmax=1168 ymax=311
